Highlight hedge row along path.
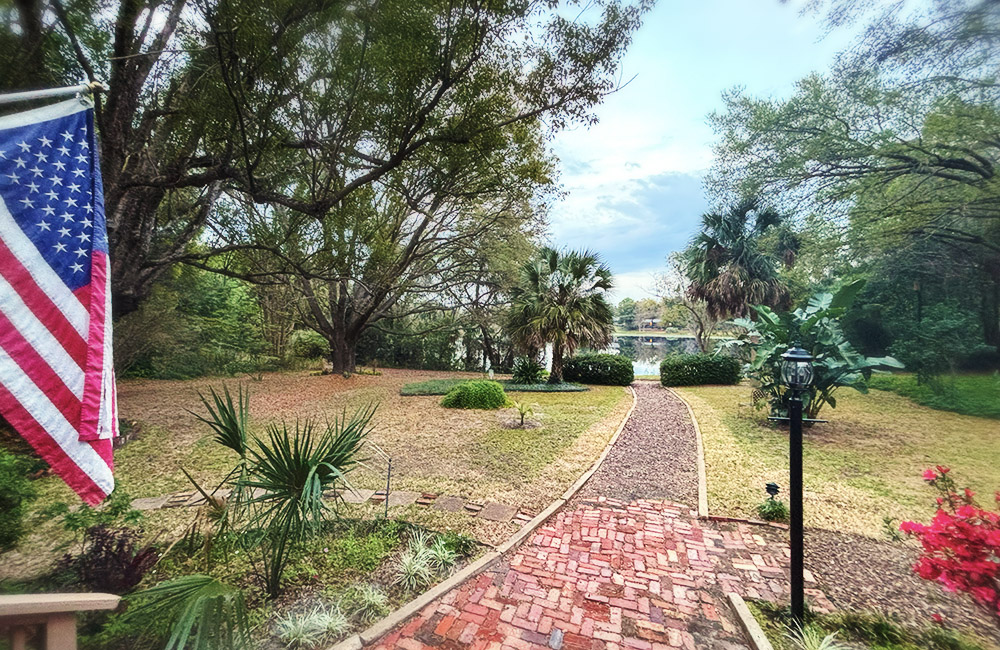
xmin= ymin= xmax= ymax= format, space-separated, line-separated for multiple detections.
xmin=366 ymin=382 xmax=834 ymax=650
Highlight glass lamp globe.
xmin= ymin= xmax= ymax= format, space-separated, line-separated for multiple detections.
xmin=780 ymin=346 xmax=814 ymax=389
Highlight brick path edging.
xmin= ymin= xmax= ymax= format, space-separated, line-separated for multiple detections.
xmin=329 ymin=385 xmax=640 ymax=650
xmin=727 ymin=593 xmax=776 ymax=650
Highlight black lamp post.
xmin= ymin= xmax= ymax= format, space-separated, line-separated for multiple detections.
xmin=781 ymin=345 xmax=814 ymax=626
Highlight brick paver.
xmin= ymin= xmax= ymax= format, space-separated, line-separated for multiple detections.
xmin=371 ymin=498 xmax=833 ymax=650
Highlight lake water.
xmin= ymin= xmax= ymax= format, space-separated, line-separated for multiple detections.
xmin=610 ymin=335 xmax=700 ymax=376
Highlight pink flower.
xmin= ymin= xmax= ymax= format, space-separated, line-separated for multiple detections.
xmin=923 ymin=468 xmax=938 ymax=481
xmin=931 ymin=613 xmax=944 ymax=625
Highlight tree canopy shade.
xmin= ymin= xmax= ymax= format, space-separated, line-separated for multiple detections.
xmin=680 ymin=199 xmax=797 ymax=321
xmin=508 ymin=248 xmax=615 ymax=384
xmin=1 ymin=0 xmax=651 ymax=317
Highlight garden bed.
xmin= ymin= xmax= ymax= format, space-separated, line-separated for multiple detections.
xmin=399 ymin=377 xmax=587 ymax=395
xmin=746 ymin=599 xmax=994 ymax=650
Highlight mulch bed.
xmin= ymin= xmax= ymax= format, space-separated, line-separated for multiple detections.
xmin=573 ymin=381 xmax=699 ymax=506
xmin=756 ymin=525 xmax=1000 ymax=646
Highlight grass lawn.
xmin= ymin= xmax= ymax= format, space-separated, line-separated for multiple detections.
xmin=2 ymin=368 xmax=630 ymax=582
xmin=674 ymin=383 xmax=1000 ymax=537
xmin=869 ymin=372 xmax=1000 ymax=419
xmin=399 ymin=377 xmax=587 ymax=395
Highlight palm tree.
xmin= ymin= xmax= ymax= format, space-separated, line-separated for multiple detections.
xmin=681 ymin=198 xmax=798 ymax=320
xmin=508 ymin=248 xmax=615 ymax=383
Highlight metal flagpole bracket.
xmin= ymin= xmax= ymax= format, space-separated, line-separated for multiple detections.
xmin=0 ymin=81 xmax=107 ymax=107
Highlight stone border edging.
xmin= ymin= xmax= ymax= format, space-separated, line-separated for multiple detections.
xmin=329 ymin=385 xmax=639 ymax=650
xmin=726 ymin=592 xmax=776 ymax=650
xmin=666 ymin=387 xmax=710 ymax=518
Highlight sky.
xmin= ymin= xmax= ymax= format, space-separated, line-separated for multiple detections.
xmin=546 ymin=0 xmax=860 ymax=302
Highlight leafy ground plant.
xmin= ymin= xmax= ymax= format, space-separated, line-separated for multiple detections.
xmin=394 ymin=546 xmax=434 ymax=591
xmin=757 ymin=498 xmax=789 ymax=523
xmin=275 ymin=604 xmax=349 ymax=649
xmin=342 ymin=583 xmax=390 ymax=625
xmin=125 ymin=574 xmax=250 ymax=650
xmin=428 ymin=537 xmax=458 ymax=570
xmin=786 ymin=623 xmax=849 ymax=650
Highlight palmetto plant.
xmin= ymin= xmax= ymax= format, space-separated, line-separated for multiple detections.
xmin=190 ymin=384 xmax=249 ymax=458
xmin=125 ymin=575 xmax=250 ymax=650
xmin=508 ymin=247 xmax=615 ymax=384
xmin=240 ymin=405 xmax=376 ymax=598
xmin=681 ymin=198 xmax=797 ymax=320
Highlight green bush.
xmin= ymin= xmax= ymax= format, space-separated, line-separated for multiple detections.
xmin=440 ymin=380 xmax=509 ymax=409
xmin=511 ymin=357 xmax=545 ymax=384
xmin=0 ymin=450 xmax=36 ymax=551
xmin=289 ymin=330 xmax=328 ymax=360
xmin=562 ymin=353 xmax=634 ymax=386
xmin=659 ymin=354 xmax=741 ymax=386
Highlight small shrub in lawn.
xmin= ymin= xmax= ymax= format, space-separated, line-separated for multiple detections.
xmin=659 ymin=354 xmax=741 ymax=386
xmin=0 ymin=449 xmax=37 ymax=551
xmin=342 ymin=583 xmax=390 ymax=624
xmin=512 ymin=400 xmax=534 ymax=427
xmin=757 ymin=498 xmax=789 ymax=523
xmin=440 ymin=380 xmax=509 ymax=409
xmin=563 ymin=353 xmax=634 ymax=386
xmin=511 ymin=357 xmax=546 ymax=384
xmin=438 ymin=531 xmax=477 ymax=557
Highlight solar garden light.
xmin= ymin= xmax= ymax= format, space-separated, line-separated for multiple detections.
xmin=765 ymin=482 xmax=780 ymax=499
xmin=781 ymin=344 xmax=813 ymax=627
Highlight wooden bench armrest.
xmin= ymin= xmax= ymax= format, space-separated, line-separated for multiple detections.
xmin=0 ymin=593 xmax=120 ymax=618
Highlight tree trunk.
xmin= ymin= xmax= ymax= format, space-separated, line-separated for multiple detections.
xmin=548 ymin=346 xmax=564 ymax=384
xmin=326 ymin=331 xmax=357 ymax=377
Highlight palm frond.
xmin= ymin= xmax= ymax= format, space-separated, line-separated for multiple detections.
xmin=190 ymin=384 xmax=249 ymax=458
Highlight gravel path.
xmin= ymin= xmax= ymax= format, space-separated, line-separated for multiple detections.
xmin=574 ymin=381 xmax=699 ymax=506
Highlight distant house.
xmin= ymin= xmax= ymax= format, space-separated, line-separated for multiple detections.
xmin=639 ymin=317 xmax=660 ymax=331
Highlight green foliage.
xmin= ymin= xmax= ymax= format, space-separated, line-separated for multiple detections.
xmin=393 ymin=546 xmax=434 ymax=592
xmin=511 ymin=357 xmax=546 ymax=384
xmin=757 ymin=498 xmax=789 ymax=523
xmin=288 ymin=330 xmax=328 ymax=360
xmin=240 ymin=406 xmax=375 ymax=597
xmin=563 ymin=353 xmax=634 ymax=386
xmin=440 ymin=381 xmax=510 ymax=409
xmin=191 ymin=384 xmax=250 ymax=459
xmin=509 ymin=248 xmax=616 ymax=383
xmin=0 ymin=449 xmax=36 ymax=552
xmin=659 ymin=354 xmax=741 ymax=387
xmin=512 ymin=401 xmax=535 ymax=427
xmin=786 ymin=624 xmax=849 ymax=650
xmin=275 ymin=605 xmax=348 ymax=648
xmin=427 ymin=538 xmax=458 ymax=571
xmin=725 ymin=281 xmax=903 ymax=419
xmin=356 ymin=313 xmax=463 ymax=372
xmin=888 ymin=304 xmax=983 ymax=385
xmin=125 ymin=575 xmax=250 ymax=650
xmin=341 ymin=584 xmax=390 ymax=625
xmin=680 ymin=198 xmax=797 ymax=320
xmin=401 ymin=378 xmax=585 ymax=396
xmin=43 ymin=488 xmax=143 ymax=539
xmin=869 ymin=373 xmax=1000 ymax=419
xmin=438 ymin=531 xmax=477 ymax=557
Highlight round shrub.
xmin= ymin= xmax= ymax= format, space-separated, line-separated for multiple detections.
xmin=0 ymin=449 xmax=37 ymax=551
xmin=562 ymin=353 xmax=634 ymax=386
xmin=511 ymin=357 xmax=545 ymax=384
xmin=659 ymin=354 xmax=741 ymax=386
xmin=440 ymin=380 xmax=509 ymax=409
xmin=288 ymin=329 xmax=328 ymax=359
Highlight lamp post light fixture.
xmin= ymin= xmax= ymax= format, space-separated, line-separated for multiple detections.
xmin=781 ymin=344 xmax=814 ymax=627
xmin=765 ymin=482 xmax=780 ymax=499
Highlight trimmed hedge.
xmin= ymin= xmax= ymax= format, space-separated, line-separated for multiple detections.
xmin=441 ymin=380 xmax=510 ymax=409
xmin=563 ymin=353 xmax=634 ymax=386
xmin=659 ymin=354 xmax=741 ymax=386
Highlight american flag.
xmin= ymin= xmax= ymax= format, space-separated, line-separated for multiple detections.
xmin=0 ymin=98 xmax=116 ymax=505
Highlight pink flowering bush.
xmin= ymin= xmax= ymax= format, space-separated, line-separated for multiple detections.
xmin=900 ymin=466 xmax=1000 ymax=617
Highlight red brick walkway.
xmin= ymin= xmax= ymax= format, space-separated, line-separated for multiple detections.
xmin=372 ymin=499 xmax=833 ymax=650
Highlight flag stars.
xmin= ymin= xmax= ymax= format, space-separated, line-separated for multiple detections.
xmin=37 ymin=221 xmax=51 ymax=231
xmin=64 ymin=197 xmax=78 ymax=208
xmin=26 ymin=181 xmax=39 ymax=193
xmin=6 ymin=172 xmax=19 ymax=184
xmin=53 ymin=161 xmax=66 ymax=171
xmin=60 ymin=212 xmax=74 ymax=222
xmin=73 ymin=247 xmax=87 ymax=257
xmin=16 ymin=141 xmax=30 ymax=152
xmin=79 ymin=139 xmax=89 ymax=150
xmin=42 ymin=205 xmax=55 ymax=216
xmin=70 ymin=263 xmax=84 ymax=273
xmin=74 ymin=153 xmax=87 ymax=164
xmin=18 ymin=197 xmax=34 ymax=208
xmin=48 ymin=175 xmax=63 ymax=186
xmin=80 ymin=217 xmax=92 ymax=228
xmin=83 ymin=204 xmax=93 ymax=214
xmin=61 ymin=130 xmax=74 ymax=141
xmin=37 ymin=135 xmax=52 ymax=148
xmin=57 ymin=227 xmax=71 ymax=238
xmin=29 ymin=166 xmax=43 ymax=177
xmin=76 ymin=232 xmax=90 ymax=242
xmin=57 ymin=145 xmax=71 ymax=157
xmin=53 ymin=242 xmax=67 ymax=253
xmin=33 ymin=151 xmax=47 ymax=163
xmin=45 ymin=189 xmax=58 ymax=201
xmin=13 ymin=157 xmax=26 ymax=168
xmin=67 ymin=183 xmax=80 ymax=193
xmin=72 ymin=168 xmax=85 ymax=177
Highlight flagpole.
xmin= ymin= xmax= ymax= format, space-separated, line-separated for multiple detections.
xmin=0 ymin=81 xmax=106 ymax=106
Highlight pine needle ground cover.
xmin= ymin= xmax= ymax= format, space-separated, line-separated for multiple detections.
xmin=674 ymin=384 xmax=1000 ymax=537
xmin=3 ymin=369 xmax=630 ymax=581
